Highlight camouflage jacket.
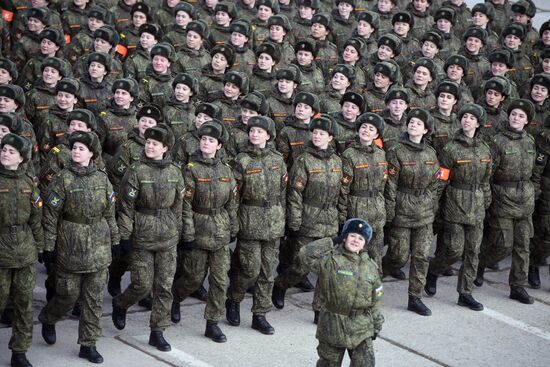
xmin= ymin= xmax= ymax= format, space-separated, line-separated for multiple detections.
xmin=0 ymin=165 xmax=43 ymax=268
xmin=300 ymin=238 xmax=384 ymax=348
xmin=78 ymin=73 xmax=113 ymax=114
xmin=97 ymin=101 xmax=137 ymax=158
xmin=439 ymin=130 xmax=492 ymax=225
xmin=24 ymin=80 xmax=57 ymax=127
xmin=287 ymin=143 xmax=342 ymax=237
xmin=296 ymin=61 xmax=325 ymax=95
xmin=43 ymin=162 xmax=119 ymax=272
xmin=123 ymin=47 xmax=150 ymax=81
xmin=118 ymin=154 xmax=183 ymax=250
xmin=108 ymin=129 xmax=145 ymax=192
xmin=173 ymin=45 xmax=212 ymax=79
xmin=339 ymin=140 xmax=387 ymax=229
xmin=385 ymin=135 xmax=441 ymax=227
xmin=233 ymin=145 xmax=287 ymax=240
xmin=163 ymin=26 xmax=188 ymax=52
xmin=181 ymin=152 xmax=238 ymax=250
xmin=139 ymin=66 xmax=174 ymax=106
xmin=163 ymin=97 xmax=195 ymax=141
xmin=404 ymin=79 xmax=436 ymax=110
xmin=172 ymin=128 xmax=200 ymax=168
xmin=276 ymin=116 xmax=311 ymax=168
xmin=380 ymin=110 xmax=407 ymax=151
xmin=532 ymin=128 xmax=550 ymax=214
xmin=489 ymin=126 xmax=536 ymax=219
xmin=428 ymin=110 xmax=459 ymax=157
xmin=332 ymin=112 xmax=358 ymax=154
xmin=266 ymin=89 xmax=295 ymax=133
xmin=38 ymin=105 xmax=70 ymax=157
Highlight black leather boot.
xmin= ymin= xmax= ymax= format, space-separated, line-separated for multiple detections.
xmin=473 ymin=266 xmax=485 ymax=287
xmin=171 ymin=301 xmax=181 ymax=324
xmin=528 ymin=266 xmax=541 ymax=289
xmin=225 ymin=299 xmax=240 ymax=326
xmin=107 ymin=277 xmax=121 ymax=297
xmin=148 ymin=331 xmax=171 ymax=351
xmin=79 ymin=345 xmax=104 ymax=363
xmin=407 ymin=296 xmax=432 ymax=316
xmin=458 ymin=294 xmax=484 ymax=311
xmin=271 ymin=285 xmax=286 ymax=309
xmin=205 ymin=321 xmax=227 ymax=343
xmin=41 ymin=323 xmax=56 ymax=345
xmin=424 ymin=272 xmax=438 ymax=296
xmin=510 ymin=286 xmax=534 ymax=304
xmin=390 ymin=269 xmax=406 ymax=280
xmin=138 ymin=296 xmax=153 ymax=310
xmin=190 ymin=285 xmax=208 ymax=301
xmin=295 ymin=276 xmax=314 ymax=292
xmin=442 ymin=267 xmax=454 ymax=276
xmin=111 ymin=300 xmax=126 ymax=330
xmin=252 ymin=315 xmax=274 ymax=335
xmin=11 ymin=352 xmax=32 ymax=367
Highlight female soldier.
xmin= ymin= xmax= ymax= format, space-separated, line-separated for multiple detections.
xmin=272 ymin=115 xmax=342 ymax=310
xmin=382 ymin=108 xmax=441 ymax=316
xmin=171 ymin=120 xmax=238 ymax=343
xmin=0 ymin=134 xmax=42 ymax=367
xmin=225 ymin=116 xmax=286 ymax=335
xmin=39 ymin=131 xmax=120 ymax=363
xmin=425 ymin=104 xmax=492 ymax=311
xmin=339 ymin=113 xmax=387 ymax=271
xmin=299 ymin=218 xmax=384 ymax=367
xmin=112 ymin=124 xmax=184 ymax=351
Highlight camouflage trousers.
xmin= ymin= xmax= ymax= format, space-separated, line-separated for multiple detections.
xmin=172 ymin=245 xmax=230 ymax=322
xmin=382 ymin=224 xmax=433 ymax=298
xmin=0 ymin=264 xmax=36 ymax=352
xmin=39 ymin=268 xmax=108 ymax=346
xmin=530 ymin=211 xmax=550 ymax=266
xmin=114 ymin=247 xmax=176 ymax=331
xmin=429 ymin=221 xmax=484 ymax=295
xmin=275 ymin=236 xmax=319 ymax=290
xmin=479 ymin=216 xmax=533 ymax=287
xmin=227 ymin=238 xmax=279 ymax=315
xmin=316 ymin=339 xmax=375 ymax=367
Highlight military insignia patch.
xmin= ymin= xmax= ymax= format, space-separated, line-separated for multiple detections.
xmin=108 ymin=192 xmax=117 ymax=203
xmin=341 ymin=174 xmax=351 ymax=185
xmin=294 ymin=177 xmax=305 ymax=190
xmin=536 ymin=153 xmax=546 ymax=165
xmin=33 ymin=196 xmax=43 ymax=208
xmin=49 ymin=193 xmax=62 ymax=208
xmin=388 ymin=164 xmax=397 ymax=176
xmin=127 ymin=187 xmax=137 ymax=199
xmin=184 ymin=187 xmax=194 ymax=199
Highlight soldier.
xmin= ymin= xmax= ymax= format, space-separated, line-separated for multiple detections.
xmin=139 ymin=42 xmax=176 ymax=106
xmin=299 ymin=218 xmax=383 ymax=367
xmin=458 ymin=27 xmax=490 ymax=89
xmin=382 ymin=108 xmax=441 ymax=316
xmin=404 ymin=57 xmax=436 ymax=109
xmin=163 ymin=73 xmax=199 ymax=141
xmin=473 ymin=47 xmax=517 ymax=102
xmin=432 ymin=7 xmax=461 ymax=61
xmin=320 ymin=64 xmax=355 ymax=114
xmin=374 ymin=0 xmax=397 ymax=35
xmin=276 ymin=91 xmax=319 ymax=167
xmin=207 ymin=1 xmax=237 ymax=47
xmin=211 ymin=71 xmax=250 ymax=129
xmin=155 ymin=0 xmax=187 ymax=33
xmin=272 ymin=114 xmax=342 ymax=310
xmin=332 ymin=91 xmax=364 ymax=154
xmin=501 ymin=23 xmax=535 ymax=96
xmin=228 ymin=19 xmax=256 ymax=74
xmin=339 ymin=114 xmax=387 ymax=270
xmin=309 ymin=13 xmax=338 ymax=77
xmin=531 ymin=20 xmax=550 ymax=67
xmin=290 ymin=0 xmax=319 ymax=44
xmin=78 ymin=52 xmax=114 ymax=114
xmin=330 ymin=0 xmax=357 ymax=51
xmin=123 ymin=23 xmax=161 ymax=81
xmin=351 ymin=11 xmax=379 ymax=57
xmin=249 ymin=41 xmax=279 ymax=95
xmin=0 ymin=58 xmax=18 ymax=86
xmin=364 ymin=60 xmax=400 ymax=114
xmin=11 ymin=7 xmax=52 ymax=69
xmin=525 ymin=74 xmax=549 ymax=138
xmin=475 ymin=99 xmax=537 ymax=305
xmin=425 ymin=104 xmax=492 ymax=311
xmin=112 ymin=124 xmax=184 ymax=352
xmin=407 ymin=0 xmax=434 ymax=41
xmin=266 ymin=64 xmax=302 ymax=131
xmin=362 ymin=33 xmax=402 ymax=83
xmin=0 ymin=134 xmax=42 ymax=367
xmin=265 ymin=14 xmax=294 ymax=66
xmin=60 ymin=0 xmax=94 ymax=38
xmin=510 ymin=0 xmax=538 ymax=54
xmin=201 ymin=44 xmax=236 ymax=100
xmin=97 ymin=77 xmax=139 ymax=167
xmin=172 ymin=20 xmax=212 ymax=78
xmin=477 ymin=76 xmax=509 ymax=143
xmin=380 ymin=87 xmax=409 ymax=151
xmin=402 ymin=31 xmax=444 ymax=81
xmin=65 ymin=5 xmax=112 ymax=64
xmin=162 ymin=2 xmax=197 ymax=52
xmin=171 ymin=120 xmax=238 ymax=343
xmin=441 ymin=54 xmax=474 ymax=109
xmin=120 ymin=3 xmax=152 ymax=57
xmin=292 ymin=39 xmax=324 ymax=94
xmin=225 ymin=116 xmax=286 ymax=334
xmin=391 ymin=11 xmax=420 ymax=69
xmin=486 ymin=0 xmax=511 ymax=35
xmin=251 ymin=0 xmax=280 ymax=48
xmin=111 ymin=0 xmax=138 ymax=33
xmin=39 ymin=131 xmax=120 ymax=363
xmin=470 ymin=2 xmax=499 ymax=53
xmin=429 ymin=80 xmax=460 ymax=155
xmin=236 ymin=0 xmax=259 ymax=23
xmin=339 ymin=37 xmax=367 ymax=91
xmin=528 ymin=116 xmax=550 ymax=289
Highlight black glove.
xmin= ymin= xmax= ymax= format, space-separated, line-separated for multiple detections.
xmin=178 ymin=240 xmax=196 ymax=251
xmin=119 ymin=239 xmax=132 ymax=253
xmin=230 ymin=236 xmax=237 ymax=243
xmin=40 ymin=250 xmax=56 ymax=265
xmin=111 ymin=245 xmax=124 ymax=258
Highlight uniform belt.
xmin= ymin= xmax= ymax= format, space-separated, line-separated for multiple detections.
xmin=350 ymin=189 xmax=380 ymax=198
xmin=327 ymin=307 xmax=370 ymax=318
xmin=242 ymin=198 xmax=279 ymax=208
xmin=0 ymin=224 xmax=28 ymax=234
xmin=194 ymin=207 xmax=224 ymax=215
xmin=137 ymin=207 xmax=170 ymax=216
xmin=493 ymin=180 xmax=528 ymax=188
xmin=303 ymin=198 xmax=335 ymax=209
xmin=397 ymin=187 xmax=428 ymax=196
xmin=62 ymin=213 xmax=102 ymax=224
xmin=450 ymin=182 xmax=480 ymax=191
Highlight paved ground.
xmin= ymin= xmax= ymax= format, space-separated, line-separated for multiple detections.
xmin=2 ymin=253 xmax=550 ymax=367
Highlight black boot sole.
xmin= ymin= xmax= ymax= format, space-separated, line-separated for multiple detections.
xmin=457 ymin=300 xmax=484 ymax=311
xmin=78 ymin=352 xmax=104 ymax=364
xmin=252 ymin=324 xmax=274 ymax=335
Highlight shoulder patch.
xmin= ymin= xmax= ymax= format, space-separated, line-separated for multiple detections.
xmin=48 ymin=193 xmax=62 ymax=208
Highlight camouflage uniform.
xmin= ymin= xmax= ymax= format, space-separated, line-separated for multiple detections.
xmin=404 ymin=79 xmax=436 ymax=109
xmin=123 ymin=46 xmax=150 ymax=81
xmin=382 ymin=134 xmax=440 ymax=299
xmin=249 ymin=67 xmax=277 ymax=95
xmin=478 ymin=125 xmax=536 ymax=288
xmin=108 ymin=129 xmax=144 ymax=192
xmin=314 ymin=39 xmax=339 ymax=78
xmin=0 ymin=158 xmax=43 ymax=353
xmin=332 ymin=112 xmax=358 ymax=154
xmin=111 ymin=0 xmax=133 ymax=33
xmin=10 ymin=31 xmax=41 ymax=69
xmin=114 ymin=153 xmax=184 ymax=331
xmin=78 ymin=73 xmax=113 ymax=115
xmin=319 ymin=87 xmax=346 ymax=114
xmin=275 ymin=142 xmax=342 ymax=290
xmin=65 ymin=27 xmax=95 ymax=64
xmin=173 ymin=45 xmax=212 ymax=79
xmin=489 ymin=0 xmax=511 ymax=35
xmin=296 ymin=62 xmax=326 ymax=95
xmin=39 ymin=160 xmax=119 ymax=347
xmin=163 ymin=25 xmax=188 ymax=52
xmin=163 ymin=98 xmax=195 ymax=142
xmin=154 ymin=1 xmax=178 ymax=33
xmin=60 ymin=3 xmax=90 ymax=37
xmin=300 ymin=237 xmax=383 ymax=367
xmin=172 ymin=152 xmax=238 ymax=322
xmin=276 ymin=116 xmax=311 ymax=168
xmin=380 ymin=111 xmax=407 ymax=151
xmin=428 ymin=129 xmax=492 ymax=295
xmin=139 ymin=66 xmax=174 ymax=106
xmin=227 ymin=144 xmax=287 ymax=315
xmin=458 ymin=46 xmax=490 ymax=90
xmin=233 ymin=45 xmax=256 ymax=74
xmin=24 ymin=79 xmax=57 ymax=128
xmin=267 ymin=90 xmax=295 ymax=132
xmin=428 ymin=110 xmax=459 ymax=156
xmin=330 ymin=10 xmax=356 ymax=51
xmin=408 ymin=4 xmax=434 ymax=41
xmin=97 ymin=102 xmax=137 ymax=164
xmin=339 ymin=140 xmax=387 ymax=268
